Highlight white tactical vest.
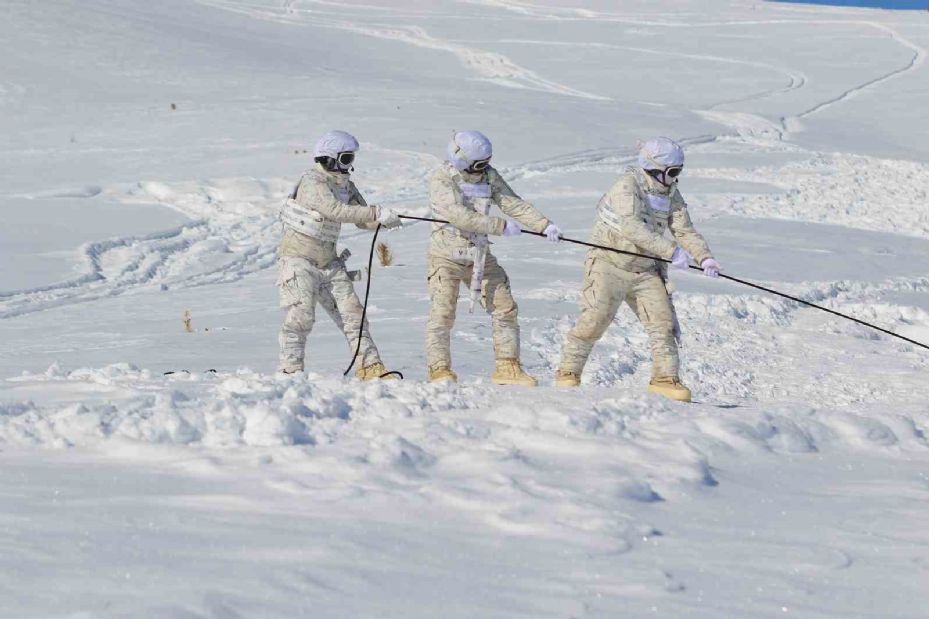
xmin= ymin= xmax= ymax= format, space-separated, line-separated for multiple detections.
xmin=596 ymin=167 xmax=672 ymax=235
xmin=459 ymin=181 xmax=493 ymax=220
xmin=280 ymin=181 xmax=351 ymax=243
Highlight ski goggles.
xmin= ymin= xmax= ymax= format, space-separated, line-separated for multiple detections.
xmin=647 ymin=165 xmax=683 ymax=184
xmin=337 ymin=151 xmax=356 ymax=167
xmin=469 ymin=158 xmax=491 ymax=172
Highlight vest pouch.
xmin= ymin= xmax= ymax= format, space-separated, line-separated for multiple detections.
xmin=280 ymin=199 xmax=342 ymax=242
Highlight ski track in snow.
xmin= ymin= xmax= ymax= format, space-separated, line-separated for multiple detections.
xmin=193 ymin=0 xmax=609 ymax=101
xmin=500 ymin=134 xmax=720 ymax=182
xmin=409 ymin=2 xmax=927 ymax=132
xmin=495 ymin=38 xmax=809 ymax=112
xmin=0 ymin=179 xmax=287 ymax=319
xmin=790 ymin=21 xmax=928 ymax=125
xmin=326 ymin=23 xmax=610 ymax=101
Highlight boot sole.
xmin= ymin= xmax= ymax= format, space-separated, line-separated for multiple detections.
xmin=647 ymin=386 xmax=692 ymax=402
xmin=491 ymin=378 xmax=538 ymax=386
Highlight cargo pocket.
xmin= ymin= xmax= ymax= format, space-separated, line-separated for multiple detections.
xmin=580 ymin=280 xmax=599 ymax=310
xmin=579 ymin=256 xmax=601 ymax=309
xmin=427 ymin=265 xmax=448 ymax=303
xmin=278 ymin=260 xmax=310 ymax=309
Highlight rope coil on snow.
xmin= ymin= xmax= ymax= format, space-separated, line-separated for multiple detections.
xmin=343 ymin=223 xmax=404 ymax=379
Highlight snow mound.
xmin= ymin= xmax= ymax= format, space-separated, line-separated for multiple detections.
xmin=3 ymin=365 xmax=925 ymax=484
xmin=2 ymin=365 xmax=482 ymax=449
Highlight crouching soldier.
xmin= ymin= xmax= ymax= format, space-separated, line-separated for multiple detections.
xmin=426 ymin=130 xmax=563 ymax=385
xmin=556 ymin=137 xmax=721 ymax=402
xmin=278 ymin=130 xmax=402 ymax=379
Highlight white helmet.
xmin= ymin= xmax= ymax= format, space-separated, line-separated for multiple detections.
xmin=447 ymin=130 xmax=493 ymax=173
xmin=314 ymin=130 xmax=359 ymax=174
xmin=638 ymin=136 xmax=684 ymax=186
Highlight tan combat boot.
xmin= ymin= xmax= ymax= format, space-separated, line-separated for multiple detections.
xmin=491 ymin=358 xmax=538 ymax=386
xmin=355 ymin=362 xmax=399 ymax=381
xmin=428 ymin=367 xmax=458 ymax=383
xmin=648 ymin=377 xmax=692 ymax=402
xmin=554 ymin=370 xmax=581 ymax=387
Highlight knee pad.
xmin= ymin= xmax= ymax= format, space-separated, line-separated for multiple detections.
xmin=283 ymin=304 xmax=315 ymax=334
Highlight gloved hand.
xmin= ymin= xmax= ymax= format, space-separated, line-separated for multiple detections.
xmin=503 ymin=219 xmax=522 ymax=237
xmin=671 ymin=247 xmax=692 ymax=270
xmin=701 ymin=258 xmax=721 ymax=278
xmin=375 ymin=206 xmax=402 ymax=229
xmin=543 ymin=223 xmax=562 ymax=242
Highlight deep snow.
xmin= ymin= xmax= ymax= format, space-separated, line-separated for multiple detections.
xmin=1 ymin=1 xmax=928 ymax=617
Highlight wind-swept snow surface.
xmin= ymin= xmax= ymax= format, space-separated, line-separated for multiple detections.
xmin=1 ymin=1 xmax=928 ymax=617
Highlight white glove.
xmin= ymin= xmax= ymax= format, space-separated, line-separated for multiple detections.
xmin=503 ymin=220 xmax=522 ymax=237
xmin=375 ymin=206 xmax=402 ymax=229
xmin=543 ymin=223 xmax=562 ymax=242
xmin=701 ymin=258 xmax=721 ymax=278
xmin=671 ymin=247 xmax=692 ymax=270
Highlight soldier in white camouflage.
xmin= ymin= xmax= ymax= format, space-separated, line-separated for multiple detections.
xmin=277 ymin=130 xmax=402 ymax=378
xmin=425 ymin=130 xmax=563 ymax=385
xmin=556 ymin=137 xmax=722 ymax=402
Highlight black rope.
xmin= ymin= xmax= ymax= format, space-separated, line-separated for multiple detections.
xmin=343 ymin=223 xmax=404 ymax=379
xmin=398 ymin=214 xmax=929 ymax=352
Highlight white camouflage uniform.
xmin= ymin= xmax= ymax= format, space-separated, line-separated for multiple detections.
xmin=558 ymin=165 xmax=714 ymax=380
xmin=425 ymin=162 xmax=550 ymax=373
xmin=278 ymin=163 xmax=383 ymax=373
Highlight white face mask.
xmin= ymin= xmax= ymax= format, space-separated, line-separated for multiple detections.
xmin=459 ymin=182 xmax=492 ymax=199
xmin=645 ymin=194 xmax=671 ymax=212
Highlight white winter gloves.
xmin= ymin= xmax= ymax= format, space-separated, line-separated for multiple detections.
xmin=672 ymin=249 xmax=721 ymax=276
xmin=701 ymin=258 xmax=721 ymax=278
xmin=543 ymin=223 xmax=562 ymax=242
xmin=503 ymin=220 xmax=522 ymax=237
xmin=671 ymin=247 xmax=692 ymax=270
xmin=375 ymin=206 xmax=402 ymax=229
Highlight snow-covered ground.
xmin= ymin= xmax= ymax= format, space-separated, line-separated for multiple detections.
xmin=2 ymin=1 xmax=928 ymax=617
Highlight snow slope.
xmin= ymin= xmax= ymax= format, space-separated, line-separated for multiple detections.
xmin=1 ymin=1 xmax=928 ymax=617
